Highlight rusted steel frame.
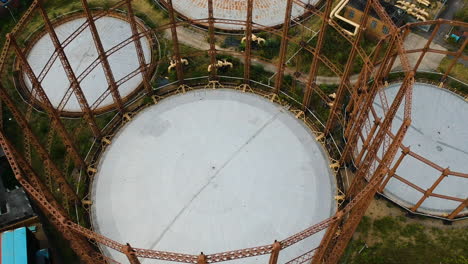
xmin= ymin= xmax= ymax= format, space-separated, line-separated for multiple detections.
xmin=198 ymin=253 xmax=208 ymax=264
xmin=292 ymin=0 xmax=324 ymax=18
xmin=0 ymin=129 xmax=68 ymax=214
xmin=302 ymin=0 xmax=333 ymax=109
xmin=407 ymin=150 xmax=444 ymax=172
xmin=382 ymin=29 xmax=410 ymax=79
xmin=392 ymin=174 xmax=425 ymax=193
xmin=246 ymin=20 xmax=348 ymax=80
xmin=9 ymin=34 xmax=86 ymax=169
xmin=127 ymin=0 xmax=153 ymax=95
xmin=0 ymin=131 xmax=101 ymax=264
xmin=411 ymin=168 xmax=449 ymax=211
xmin=126 ymin=0 xmax=152 ymax=95
xmin=0 ymin=0 xmax=38 ymax=72
xmin=310 ymin=217 xmax=340 ymax=263
xmin=319 ymin=119 xmax=411 ymax=264
xmin=36 ymin=1 xmax=129 ymax=82
xmin=243 ymin=0 xmax=254 ymax=83
xmin=402 ymin=48 xmax=456 ymax=56
xmin=161 ymin=7 xmax=187 ymax=84
xmin=441 ymin=38 xmax=468 ymax=82
xmin=81 ymin=0 xmax=124 ymax=113
xmin=324 ymin=0 xmax=372 ymax=134
xmin=285 ymin=247 xmax=317 ymax=264
xmin=429 ymin=193 xmax=464 ymax=202
xmin=403 ymin=19 xmax=468 ymax=28
xmin=413 ymin=24 xmax=441 ymax=72
xmin=293 ymin=0 xmax=371 ymax=65
xmin=341 ymin=35 xmax=398 ymax=165
xmin=268 ymin=241 xmax=281 ymax=264
xmin=207 ymin=0 xmax=217 ymax=79
xmin=125 ymin=243 xmax=142 ymax=264
xmin=346 ymin=67 xmax=414 ymax=198
xmin=351 ymin=118 xmax=381 ymax=166
xmin=91 ymin=63 xmax=153 ymax=110
xmin=274 ymin=0 xmax=294 ymax=94
xmin=0 ymin=83 xmax=79 ymax=201
xmin=37 ymin=0 xmax=101 ymax=138
xmin=448 ymin=199 xmax=468 ymax=219
xmin=449 ymin=171 xmax=468 ymax=178
xmin=345 ymin=37 xmax=387 ymax=138
xmin=344 ymin=39 xmax=383 ymax=126
xmin=378 ymin=147 xmax=409 ymax=192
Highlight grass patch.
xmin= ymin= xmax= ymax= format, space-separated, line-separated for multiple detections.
xmin=438 ymin=56 xmax=468 ymax=83
xmin=342 ymin=213 xmax=468 ymax=264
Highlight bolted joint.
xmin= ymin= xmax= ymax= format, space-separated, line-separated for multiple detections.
xmin=442 ymin=168 xmax=451 ymax=177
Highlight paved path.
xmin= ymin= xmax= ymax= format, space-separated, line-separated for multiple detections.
xmin=165 ymin=26 xmax=444 ymax=85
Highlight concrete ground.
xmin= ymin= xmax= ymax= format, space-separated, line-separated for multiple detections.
xmin=391 ymin=33 xmax=447 ymax=72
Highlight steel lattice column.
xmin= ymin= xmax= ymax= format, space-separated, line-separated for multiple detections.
xmin=81 ymin=0 xmax=125 ymax=114
xmin=0 ymin=83 xmax=79 ymax=202
xmin=302 ymin=0 xmax=333 ymax=109
xmin=243 ymin=0 xmax=254 ymax=84
xmin=37 ymin=0 xmax=101 ymax=138
xmin=324 ymin=0 xmax=372 ymax=135
xmin=126 ymin=0 xmax=152 ymax=95
xmin=274 ymin=0 xmax=293 ymax=94
xmin=207 ymin=0 xmax=217 ymax=79
xmin=9 ymin=34 xmax=87 ymax=169
xmin=167 ymin=0 xmax=184 ymax=84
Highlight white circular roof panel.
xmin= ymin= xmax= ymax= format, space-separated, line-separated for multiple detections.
xmin=91 ymin=89 xmax=336 ymax=263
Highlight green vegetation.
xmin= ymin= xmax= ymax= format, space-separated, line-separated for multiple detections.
xmin=438 ymin=57 xmax=468 ymax=84
xmin=341 ymin=200 xmax=468 ymax=264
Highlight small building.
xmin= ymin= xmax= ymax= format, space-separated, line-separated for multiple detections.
xmin=0 ymin=171 xmax=37 ymax=232
xmin=342 ymin=0 xmax=406 ymax=37
xmin=342 ymin=0 xmax=447 ymax=35
xmin=1 ymin=227 xmax=51 ymax=264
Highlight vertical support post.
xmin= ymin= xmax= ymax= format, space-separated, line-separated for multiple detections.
xmin=382 ymin=28 xmax=410 ymax=79
xmin=37 ymin=0 xmax=101 ymax=138
xmin=344 ymin=38 xmax=385 ymax=126
xmin=207 ymin=0 xmax=217 ymax=80
xmin=411 ymin=168 xmax=450 ymax=212
xmin=302 ymin=0 xmax=333 ymax=109
xmin=80 ymin=0 xmax=125 ymax=114
xmin=350 ymin=118 xmax=381 ymax=166
xmin=9 ymin=34 xmax=86 ymax=169
xmin=274 ymin=0 xmax=293 ymax=94
xmin=243 ymin=0 xmax=254 ymax=84
xmin=0 ymin=83 xmax=79 ymax=201
xmin=413 ymin=23 xmax=440 ymax=71
xmin=324 ymin=0 xmax=372 ymax=135
xmin=167 ymin=0 xmax=184 ymax=84
xmin=441 ymin=37 xmax=468 ymax=82
xmin=126 ymin=0 xmax=152 ymax=95
xmin=124 ymin=243 xmax=141 ymax=264
xmin=448 ymin=199 xmax=467 ymax=219
xmin=197 ymin=252 xmax=207 ymax=264
xmin=339 ymin=34 xmax=398 ymax=166
xmin=268 ymin=241 xmax=281 ymax=264
xmin=315 ymin=119 xmax=410 ymax=264
xmin=378 ymin=146 xmax=409 ymax=192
